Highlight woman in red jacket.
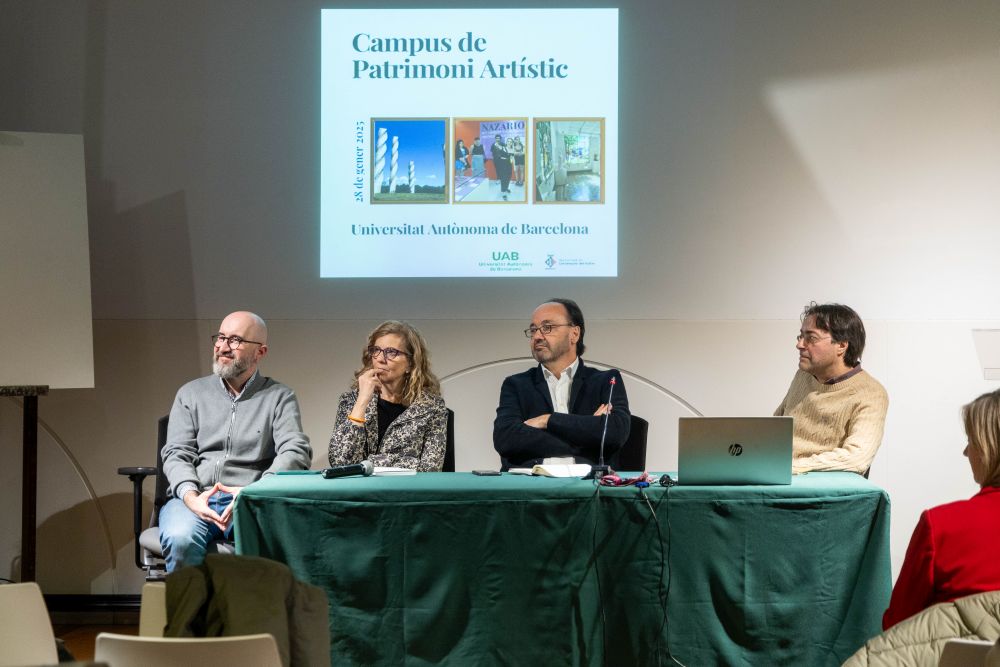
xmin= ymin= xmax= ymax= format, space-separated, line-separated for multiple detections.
xmin=883 ymin=388 xmax=1000 ymax=629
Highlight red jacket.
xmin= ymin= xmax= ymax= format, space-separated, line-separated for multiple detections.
xmin=883 ymin=485 xmax=1000 ymax=629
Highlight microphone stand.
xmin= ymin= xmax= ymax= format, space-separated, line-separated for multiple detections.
xmin=584 ymin=377 xmax=615 ymax=480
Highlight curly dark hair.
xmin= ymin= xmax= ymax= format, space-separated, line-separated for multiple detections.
xmin=801 ymin=302 xmax=866 ymax=367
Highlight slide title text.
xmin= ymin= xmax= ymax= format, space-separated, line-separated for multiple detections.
xmin=352 ymin=31 xmax=570 ymax=80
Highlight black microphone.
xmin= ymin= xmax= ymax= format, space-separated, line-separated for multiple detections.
xmin=584 ymin=376 xmax=616 ymax=480
xmin=322 ymin=460 xmax=374 ymax=479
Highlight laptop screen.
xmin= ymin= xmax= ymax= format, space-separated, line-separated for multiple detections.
xmin=677 ymin=417 xmax=792 ymax=485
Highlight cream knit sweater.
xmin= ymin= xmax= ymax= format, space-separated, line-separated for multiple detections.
xmin=774 ymin=369 xmax=889 ymax=474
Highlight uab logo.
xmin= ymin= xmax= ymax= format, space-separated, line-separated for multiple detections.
xmin=492 ymin=251 xmax=519 ymax=260
xmin=728 ymin=443 xmax=743 ymax=456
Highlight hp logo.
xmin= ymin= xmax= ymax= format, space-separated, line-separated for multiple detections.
xmin=728 ymin=443 xmax=743 ymax=456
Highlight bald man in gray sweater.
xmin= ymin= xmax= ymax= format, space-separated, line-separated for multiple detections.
xmin=159 ymin=311 xmax=312 ymax=572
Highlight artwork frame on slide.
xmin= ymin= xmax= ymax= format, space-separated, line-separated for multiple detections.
xmin=370 ymin=117 xmax=448 ymax=204
xmin=534 ymin=117 xmax=605 ymax=204
xmin=453 ymin=117 xmax=529 ymax=205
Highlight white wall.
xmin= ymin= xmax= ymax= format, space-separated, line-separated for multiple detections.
xmin=1 ymin=0 xmax=998 ymax=594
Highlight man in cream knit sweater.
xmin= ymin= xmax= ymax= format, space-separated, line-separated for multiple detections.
xmin=775 ymin=303 xmax=888 ymax=474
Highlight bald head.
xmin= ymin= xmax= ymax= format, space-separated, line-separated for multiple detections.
xmin=213 ymin=311 xmax=268 ymax=388
xmin=220 ymin=311 xmax=268 ymax=345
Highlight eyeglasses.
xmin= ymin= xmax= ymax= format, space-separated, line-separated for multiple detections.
xmin=368 ymin=345 xmax=409 ymax=361
xmin=796 ymin=333 xmax=832 ymax=346
xmin=212 ymin=334 xmax=264 ymax=350
xmin=524 ymin=323 xmax=575 ymax=338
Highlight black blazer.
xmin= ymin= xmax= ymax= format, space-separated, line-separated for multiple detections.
xmin=492 ymin=359 xmax=630 ymax=470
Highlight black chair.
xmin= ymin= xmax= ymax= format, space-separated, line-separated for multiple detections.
xmin=117 ymin=416 xmax=170 ymax=580
xmin=442 ymin=408 xmax=456 ymax=472
xmin=118 ymin=415 xmax=233 ymax=580
xmin=611 ymin=414 xmax=649 ymax=472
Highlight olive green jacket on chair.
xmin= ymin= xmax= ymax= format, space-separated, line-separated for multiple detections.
xmin=165 ymin=553 xmax=330 ymax=667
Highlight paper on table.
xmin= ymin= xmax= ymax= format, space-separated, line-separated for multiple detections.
xmin=509 ymin=464 xmax=591 ymax=477
xmin=373 ymin=466 xmax=417 ymax=476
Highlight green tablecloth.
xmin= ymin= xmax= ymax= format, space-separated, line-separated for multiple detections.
xmin=234 ymin=471 xmax=890 ymax=666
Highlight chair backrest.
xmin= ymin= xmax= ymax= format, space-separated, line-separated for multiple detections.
xmin=95 ymin=632 xmax=282 ymax=667
xmin=443 ymin=408 xmax=456 ymax=472
xmin=613 ymin=414 xmax=649 ymax=472
xmin=939 ymin=638 xmax=993 ymax=666
xmin=152 ymin=415 xmax=170 ymax=523
xmin=0 ymin=582 xmax=58 ymax=666
xmin=139 ymin=581 xmax=167 ymax=637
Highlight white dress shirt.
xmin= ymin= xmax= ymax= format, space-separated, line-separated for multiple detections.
xmin=541 ymin=357 xmax=579 ymax=414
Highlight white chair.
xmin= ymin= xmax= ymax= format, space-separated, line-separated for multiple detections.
xmin=95 ymin=632 xmax=282 ymax=667
xmin=138 ymin=581 xmax=167 ymax=637
xmin=939 ymin=638 xmax=994 ymax=666
xmin=0 ymin=582 xmax=58 ymax=666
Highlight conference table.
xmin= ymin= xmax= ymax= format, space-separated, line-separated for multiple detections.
xmin=234 ymin=471 xmax=890 ymax=666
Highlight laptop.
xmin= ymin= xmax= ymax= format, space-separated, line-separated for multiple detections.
xmin=677 ymin=417 xmax=792 ymax=485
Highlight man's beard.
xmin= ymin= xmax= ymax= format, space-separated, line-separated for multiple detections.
xmin=213 ymin=353 xmax=251 ymax=380
xmin=531 ymin=346 xmax=551 ymax=363
xmin=532 ymin=339 xmax=567 ymax=364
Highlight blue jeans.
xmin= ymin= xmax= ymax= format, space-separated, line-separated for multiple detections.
xmin=159 ymin=492 xmax=234 ymax=572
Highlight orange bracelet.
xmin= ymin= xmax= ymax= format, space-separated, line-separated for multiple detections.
xmin=347 ymin=415 xmax=365 ymax=425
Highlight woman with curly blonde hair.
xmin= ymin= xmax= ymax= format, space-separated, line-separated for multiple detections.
xmin=883 ymin=388 xmax=1000 ymax=629
xmin=328 ymin=321 xmax=447 ymax=471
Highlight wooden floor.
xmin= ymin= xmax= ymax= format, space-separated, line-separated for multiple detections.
xmin=54 ymin=624 xmax=138 ymax=661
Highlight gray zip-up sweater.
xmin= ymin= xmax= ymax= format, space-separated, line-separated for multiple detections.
xmin=162 ymin=373 xmax=312 ymax=499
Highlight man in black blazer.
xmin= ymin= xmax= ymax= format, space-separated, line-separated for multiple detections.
xmin=493 ymin=298 xmax=631 ymax=471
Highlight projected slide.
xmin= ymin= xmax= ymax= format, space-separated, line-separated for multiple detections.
xmin=320 ymin=8 xmax=618 ymax=277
